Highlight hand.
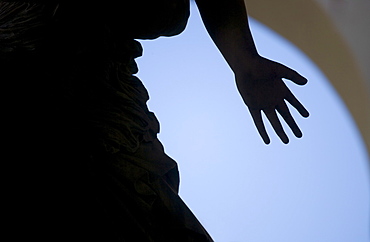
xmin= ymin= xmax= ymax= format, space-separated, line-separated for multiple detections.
xmin=235 ymin=56 xmax=309 ymax=144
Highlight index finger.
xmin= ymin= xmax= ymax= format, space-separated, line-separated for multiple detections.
xmin=285 ymin=91 xmax=310 ymax=118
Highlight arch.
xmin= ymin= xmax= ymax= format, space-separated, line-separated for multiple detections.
xmin=245 ymin=0 xmax=370 ymax=164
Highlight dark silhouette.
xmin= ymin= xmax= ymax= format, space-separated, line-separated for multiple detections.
xmin=1 ymin=0 xmax=308 ymax=241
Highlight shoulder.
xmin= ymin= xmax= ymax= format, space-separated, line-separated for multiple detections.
xmin=114 ymin=0 xmax=191 ymax=39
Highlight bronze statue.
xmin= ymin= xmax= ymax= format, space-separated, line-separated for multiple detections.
xmin=1 ymin=0 xmax=308 ymax=241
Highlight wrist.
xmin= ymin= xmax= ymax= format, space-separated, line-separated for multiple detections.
xmin=231 ymin=53 xmax=261 ymax=78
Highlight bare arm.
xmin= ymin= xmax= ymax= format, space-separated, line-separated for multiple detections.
xmin=195 ymin=0 xmax=258 ymax=74
xmin=195 ymin=0 xmax=309 ymax=144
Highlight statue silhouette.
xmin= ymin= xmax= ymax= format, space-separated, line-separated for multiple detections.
xmin=1 ymin=0 xmax=308 ymax=241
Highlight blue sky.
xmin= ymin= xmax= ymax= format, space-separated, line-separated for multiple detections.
xmin=136 ymin=3 xmax=370 ymax=242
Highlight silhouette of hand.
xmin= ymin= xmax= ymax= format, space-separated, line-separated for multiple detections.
xmin=236 ymin=56 xmax=309 ymax=144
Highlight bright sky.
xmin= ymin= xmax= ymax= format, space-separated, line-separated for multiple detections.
xmin=136 ymin=3 xmax=370 ymax=242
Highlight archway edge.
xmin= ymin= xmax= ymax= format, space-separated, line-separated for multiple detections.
xmin=245 ymin=0 xmax=370 ymax=162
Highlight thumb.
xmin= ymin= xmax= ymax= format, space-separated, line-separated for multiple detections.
xmin=277 ymin=63 xmax=308 ymax=85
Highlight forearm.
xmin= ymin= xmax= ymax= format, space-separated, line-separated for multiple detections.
xmin=195 ymin=0 xmax=259 ymax=75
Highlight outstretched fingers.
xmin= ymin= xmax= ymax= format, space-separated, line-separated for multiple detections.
xmin=249 ymin=107 xmax=293 ymax=144
xmin=264 ymin=108 xmax=289 ymax=144
xmin=276 ymin=101 xmax=302 ymax=138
